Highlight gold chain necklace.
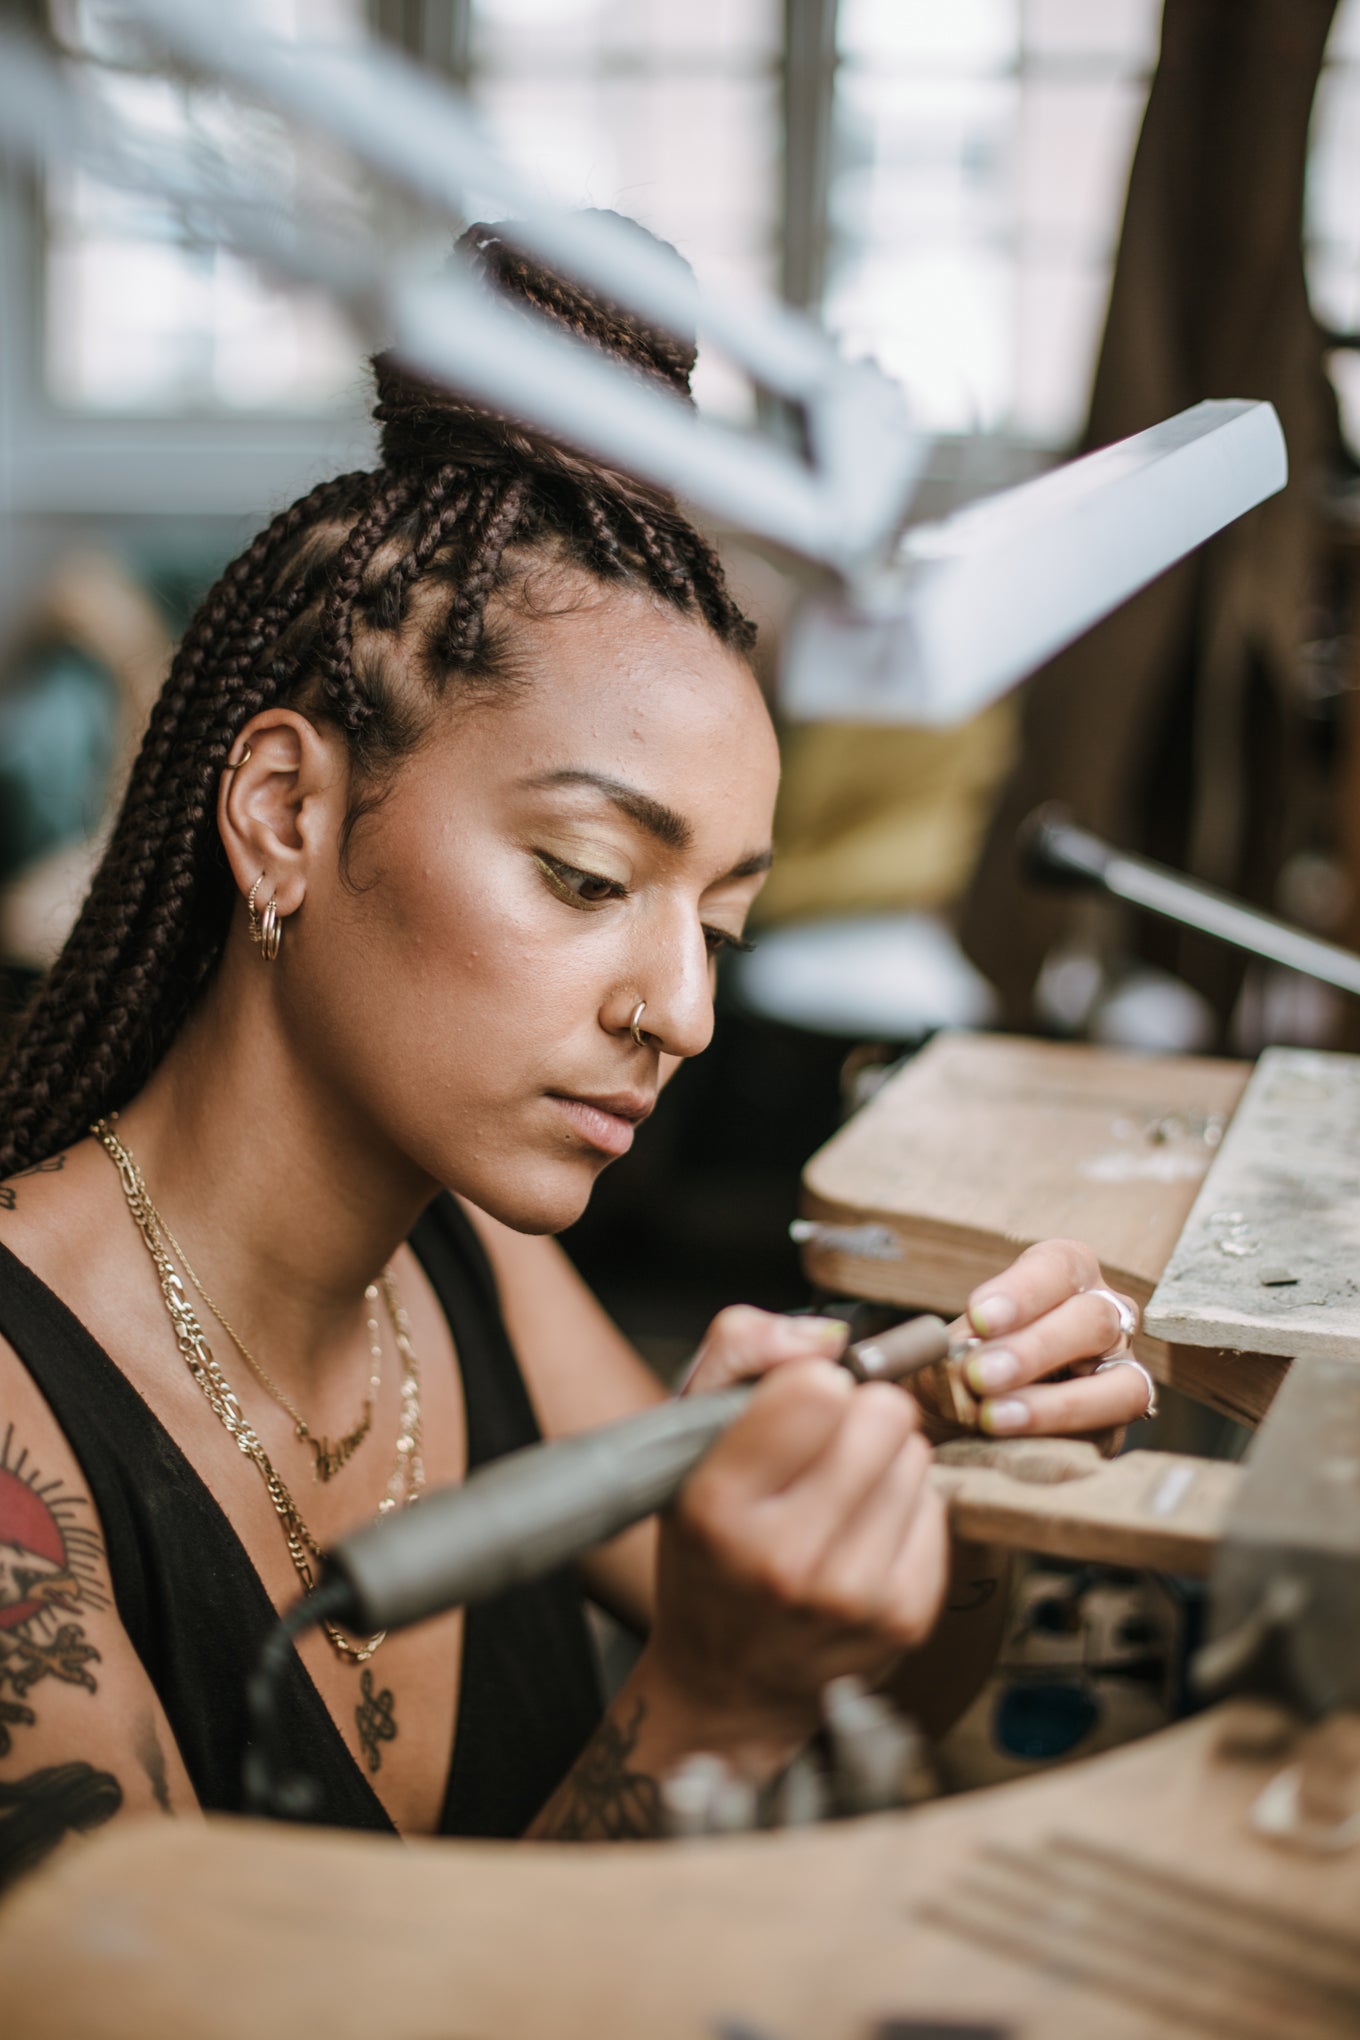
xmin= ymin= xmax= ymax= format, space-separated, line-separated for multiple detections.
xmin=156 ymin=1208 xmax=382 ymax=1484
xmin=93 ymin=1118 xmax=425 ymax=1664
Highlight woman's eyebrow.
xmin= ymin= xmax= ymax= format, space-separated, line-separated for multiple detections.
xmin=523 ymin=768 xmax=772 ymax=879
xmin=523 ymin=766 xmax=697 ymax=849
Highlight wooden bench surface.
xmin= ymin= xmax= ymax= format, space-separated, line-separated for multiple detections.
xmin=4 ymin=1704 xmax=1358 ymax=2040
xmin=1148 ymin=1045 xmax=1360 ymax=1364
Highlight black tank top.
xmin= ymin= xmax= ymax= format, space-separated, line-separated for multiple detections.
xmin=0 ymin=1193 xmax=602 ymax=1837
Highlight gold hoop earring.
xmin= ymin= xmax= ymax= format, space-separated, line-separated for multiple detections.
xmin=260 ymin=893 xmax=282 ymax=963
xmin=224 ymin=742 xmax=252 ymax=772
xmin=629 ymin=1000 xmax=648 ymax=1047
xmin=247 ymin=873 xmax=283 ymax=961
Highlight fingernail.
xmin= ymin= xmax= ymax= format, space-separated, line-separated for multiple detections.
xmin=783 ymin=1316 xmax=848 ymax=1354
xmin=970 ymin=1294 xmax=1017 ymax=1337
xmin=980 ymin=1397 xmax=1030 ymax=1435
xmin=968 ymin=1348 xmax=1019 ymax=1393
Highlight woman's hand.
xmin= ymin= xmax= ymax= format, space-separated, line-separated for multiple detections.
xmin=648 ymin=1348 xmax=948 ymax=1750
xmin=952 ymin=1237 xmax=1150 ymax=1444
xmin=532 ymin=1352 xmax=948 ymax=1835
xmin=634 ymin=1252 xmax=1144 ymax=1755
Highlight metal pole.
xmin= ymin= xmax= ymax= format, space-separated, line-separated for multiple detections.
xmin=1023 ymin=807 xmax=1360 ymax=999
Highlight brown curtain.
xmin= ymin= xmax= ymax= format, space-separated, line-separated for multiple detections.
xmin=962 ymin=0 xmax=1345 ymax=1032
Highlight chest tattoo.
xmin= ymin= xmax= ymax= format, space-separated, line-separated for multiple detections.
xmin=356 ymin=1666 xmax=398 ymax=1773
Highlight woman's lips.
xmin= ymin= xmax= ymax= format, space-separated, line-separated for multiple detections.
xmin=549 ymin=1094 xmax=641 ymax=1158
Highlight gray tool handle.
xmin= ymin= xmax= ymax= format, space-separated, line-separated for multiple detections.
xmin=329 ymin=1384 xmax=752 ymax=1632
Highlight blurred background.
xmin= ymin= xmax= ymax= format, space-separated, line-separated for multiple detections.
xmin=3 ymin=0 xmax=1359 ymax=1365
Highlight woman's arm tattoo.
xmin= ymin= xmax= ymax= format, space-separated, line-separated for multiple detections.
xmin=0 ymin=1425 xmax=123 ymax=1887
xmin=947 ymin=1575 xmax=999 ymax=1615
xmin=137 ymin=1718 xmax=173 ymax=1815
xmin=0 ymin=1764 xmax=122 ymax=1892
xmin=0 ymin=1427 xmax=109 ymax=1753
xmin=536 ymin=1698 xmax=664 ymax=1841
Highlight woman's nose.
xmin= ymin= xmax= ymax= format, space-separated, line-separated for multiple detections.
xmin=613 ymin=919 xmax=715 ymax=1061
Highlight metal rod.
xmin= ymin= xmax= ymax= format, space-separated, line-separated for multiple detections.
xmin=1021 ymin=806 xmax=1360 ymax=998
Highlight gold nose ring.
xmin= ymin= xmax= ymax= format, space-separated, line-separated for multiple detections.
xmin=629 ymin=1001 xmax=648 ymax=1047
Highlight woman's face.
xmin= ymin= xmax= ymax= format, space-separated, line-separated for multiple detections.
xmin=283 ymin=581 xmax=780 ymax=1233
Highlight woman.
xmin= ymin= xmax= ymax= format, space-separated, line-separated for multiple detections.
xmin=0 ymin=224 xmax=1151 ymax=1879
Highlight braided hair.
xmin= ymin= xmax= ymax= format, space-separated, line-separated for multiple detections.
xmin=0 ymin=217 xmax=755 ymax=1176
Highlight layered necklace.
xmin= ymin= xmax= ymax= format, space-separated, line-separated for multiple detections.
xmin=157 ymin=1205 xmax=383 ymax=1484
xmin=93 ymin=1117 xmax=424 ymax=1663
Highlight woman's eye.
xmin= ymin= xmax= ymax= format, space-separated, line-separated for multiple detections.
xmin=534 ymin=853 xmax=625 ymax=909
xmin=704 ymin=926 xmax=756 ymax=956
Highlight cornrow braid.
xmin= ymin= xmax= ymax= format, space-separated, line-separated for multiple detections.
xmin=432 ymin=477 xmax=528 ymax=670
xmin=316 ymin=466 xmax=427 ymax=745
xmin=0 ymin=216 xmax=757 ymax=1178
xmin=385 ymin=466 xmax=481 ymax=626
xmin=467 ymin=223 xmax=698 ymax=400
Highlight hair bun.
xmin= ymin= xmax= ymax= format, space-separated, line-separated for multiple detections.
xmin=373 ymin=212 xmax=698 ymax=473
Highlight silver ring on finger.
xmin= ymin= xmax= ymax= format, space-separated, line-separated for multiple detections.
xmin=1094 ymin=1355 xmax=1158 ymax=1421
xmin=1083 ymin=1283 xmax=1140 ymax=1344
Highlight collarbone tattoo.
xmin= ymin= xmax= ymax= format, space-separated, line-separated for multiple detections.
xmin=0 ymin=1153 xmax=67 ymax=1211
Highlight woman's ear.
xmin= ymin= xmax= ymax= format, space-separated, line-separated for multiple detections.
xmin=216 ymin=710 xmax=346 ymax=916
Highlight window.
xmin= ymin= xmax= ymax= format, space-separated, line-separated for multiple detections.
xmin=41 ymin=0 xmax=780 ymax=423
xmin=468 ymin=0 xmax=781 ymax=419
xmin=827 ymin=0 xmax=1161 ymax=445
xmin=37 ymin=0 xmax=1360 ymax=451
xmin=44 ymin=0 xmax=370 ymax=414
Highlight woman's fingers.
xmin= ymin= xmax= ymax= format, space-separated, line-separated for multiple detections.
xmin=681 ymin=1358 xmax=854 ymax=1521
xmin=961 ymin=1288 xmax=1137 ymax=1397
xmin=878 ymin=1477 xmax=951 ymax=1647
xmin=680 ymin=1365 xmax=944 ymax=1640
xmin=658 ymin=1362 xmax=953 ymax=1724
xmin=765 ymin=1382 xmax=925 ymax=1577
xmin=680 ymin=1304 xmax=848 ymax=1394
xmin=965 ymin=1238 xmax=1106 ymax=1338
xmin=807 ymin=1420 xmax=942 ymax=1644
xmin=975 ymin=1356 xmax=1155 ymax=1437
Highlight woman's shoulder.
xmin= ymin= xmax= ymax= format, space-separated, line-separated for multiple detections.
xmin=0 ymin=1140 xmax=106 ymax=1307
xmin=0 ymin=1142 xmax=156 ymax=1480
xmin=0 ymin=1137 xmax=153 ymax=1368
xmin=0 ymin=1195 xmax=128 ymax=1542
xmin=0 ymin=1158 xmax=93 ymax=1395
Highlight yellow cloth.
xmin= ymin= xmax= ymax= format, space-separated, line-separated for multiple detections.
xmin=757 ymin=700 xmax=1018 ymax=927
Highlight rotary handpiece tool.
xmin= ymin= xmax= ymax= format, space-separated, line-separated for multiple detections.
xmin=320 ymin=1314 xmax=952 ymax=1636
